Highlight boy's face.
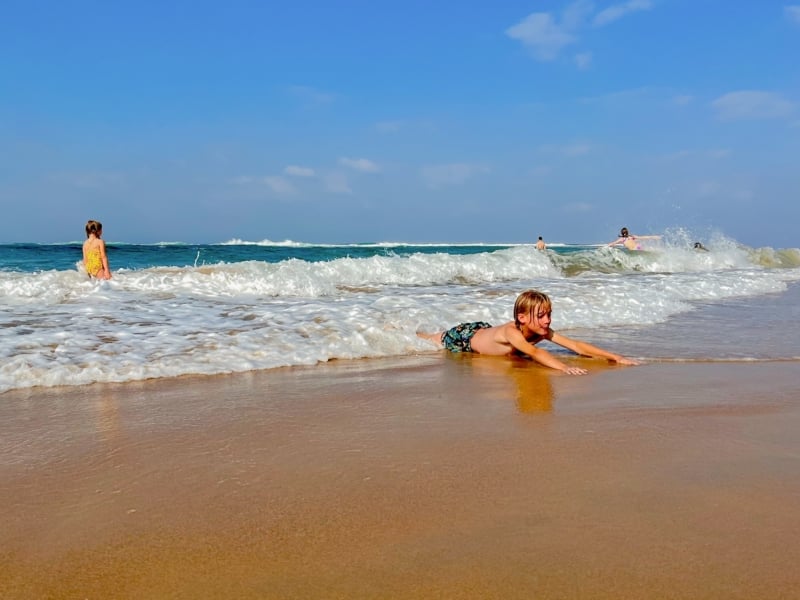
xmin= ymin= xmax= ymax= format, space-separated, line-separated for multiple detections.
xmin=519 ymin=303 xmax=552 ymax=334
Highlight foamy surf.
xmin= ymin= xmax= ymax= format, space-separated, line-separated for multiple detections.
xmin=1 ymin=233 xmax=798 ymax=393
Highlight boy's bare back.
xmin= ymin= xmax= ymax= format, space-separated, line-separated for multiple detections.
xmin=468 ymin=322 xmax=525 ymax=355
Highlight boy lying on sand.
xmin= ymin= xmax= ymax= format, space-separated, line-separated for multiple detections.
xmin=418 ymin=290 xmax=640 ymax=375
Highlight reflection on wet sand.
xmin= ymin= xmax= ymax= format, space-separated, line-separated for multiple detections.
xmin=93 ymin=392 xmax=121 ymax=443
xmin=457 ymin=355 xmax=555 ymax=414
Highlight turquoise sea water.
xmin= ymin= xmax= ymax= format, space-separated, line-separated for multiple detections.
xmin=0 ymin=241 xmax=515 ymax=273
xmin=1 ymin=233 xmax=799 ymax=394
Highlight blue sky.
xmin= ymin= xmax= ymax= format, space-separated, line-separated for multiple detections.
xmin=2 ymin=0 xmax=799 ymax=247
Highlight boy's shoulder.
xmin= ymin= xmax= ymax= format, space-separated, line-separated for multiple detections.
xmin=495 ymin=321 xmax=518 ymax=338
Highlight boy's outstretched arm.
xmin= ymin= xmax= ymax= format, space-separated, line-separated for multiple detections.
xmin=550 ymin=332 xmax=640 ymax=366
xmin=504 ymin=326 xmax=589 ymax=375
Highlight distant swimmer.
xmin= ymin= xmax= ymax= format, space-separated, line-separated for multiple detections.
xmin=607 ymin=227 xmax=661 ymax=251
xmin=536 ymin=236 xmax=546 ymax=250
xmin=693 ymin=242 xmax=709 ymax=252
xmin=83 ymin=220 xmax=112 ymax=279
xmin=417 ymin=289 xmax=640 ymax=375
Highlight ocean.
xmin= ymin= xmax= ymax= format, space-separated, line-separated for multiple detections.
xmin=1 ymin=230 xmax=799 ymax=394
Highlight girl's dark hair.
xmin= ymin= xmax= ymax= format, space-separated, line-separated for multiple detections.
xmin=85 ymin=220 xmax=103 ymax=237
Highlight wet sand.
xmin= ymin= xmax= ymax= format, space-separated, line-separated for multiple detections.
xmin=2 ymin=356 xmax=800 ymax=599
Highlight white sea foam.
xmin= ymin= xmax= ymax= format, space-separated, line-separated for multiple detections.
xmin=1 ymin=243 xmax=798 ymax=393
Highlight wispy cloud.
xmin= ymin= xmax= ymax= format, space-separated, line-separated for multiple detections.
xmin=539 ymin=142 xmax=592 ymax=157
xmin=506 ymin=0 xmax=654 ymax=62
xmin=530 ymin=165 xmax=553 ymax=177
xmin=506 ymin=12 xmax=577 ymax=61
xmin=574 ymin=52 xmax=593 ymax=69
xmin=284 ymin=165 xmax=315 ymax=177
xmin=711 ymin=91 xmax=795 ymax=120
xmin=579 ymin=87 xmax=700 ymax=110
xmin=695 ymin=180 xmax=721 ymax=198
xmin=420 ymin=163 xmax=489 ymax=188
xmin=563 ymin=202 xmax=593 ymax=213
xmin=49 ymin=171 xmax=126 ymax=189
xmin=262 ymin=176 xmax=296 ymax=194
xmin=375 ymin=121 xmax=403 ymax=133
xmin=563 ymin=143 xmax=591 ymax=156
xmin=786 ymin=5 xmax=800 ymax=25
xmin=707 ymin=148 xmax=731 ymax=159
xmin=285 ymin=85 xmax=338 ymax=106
xmin=592 ymin=0 xmax=653 ymax=27
xmin=661 ymin=148 xmax=731 ymax=161
xmin=562 ymin=0 xmax=594 ymax=30
xmin=323 ymin=171 xmax=351 ymax=194
xmin=232 ymin=175 xmax=296 ymax=195
xmin=339 ymin=157 xmax=381 ymax=172
xmin=578 ymin=86 xmax=654 ymax=104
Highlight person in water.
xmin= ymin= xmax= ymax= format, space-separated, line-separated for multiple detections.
xmin=536 ymin=236 xmax=546 ymax=250
xmin=607 ymin=227 xmax=661 ymax=251
xmin=82 ymin=220 xmax=112 ymax=279
xmin=417 ymin=290 xmax=639 ymax=375
xmin=693 ymin=242 xmax=708 ymax=252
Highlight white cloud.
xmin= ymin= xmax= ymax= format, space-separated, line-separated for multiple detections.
xmin=563 ymin=202 xmax=593 ymax=213
xmin=562 ymin=0 xmax=594 ymax=30
xmin=506 ymin=12 xmax=576 ymax=61
xmin=539 ymin=142 xmax=592 ymax=157
xmin=695 ymin=180 xmax=721 ymax=198
xmin=711 ymin=91 xmax=795 ymax=120
xmin=49 ymin=171 xmax=125 ymax=189
xmin=593 ymin=0 xmax=653 ymax=27
xmin=786 ymin=5 xmax=800 ymax=25
xmin=339 ymin=157 xmax=381 ymax=172
xmin=285 ymin=85 xmax=338 ymax=106
xmin=574 ymin=52 xmax=593 ymax=69
xmin=707 ymin=148 xmax=731 ymax=159
xmin=667 ymin=150 xmax=692 ymax=160
xmin=324 ymin=172 xmax=351 ymax=194
xmin=232 ymin=175 xmax=296 ymax=194
xmin=284 ymin=165 xmax=315 ymax=177
xmin=261 ymin=176 xmax=296 ymax=195
xmin=662 ymin=148 xmax=730 ymax=161
xmin=530 ymin=165 xmax=553 ymax=177
xmin=563 ymin=143 xmax=591 ymax=156
xmin=578 ymin=86 xmax=654 ymax=104
xmin=375 ymin=121 xmax=402 ymax=133
xmin=507 ymin=0 xmax=653 ymax=62
xmin=420 ymin=163 xmax=489 ymax=188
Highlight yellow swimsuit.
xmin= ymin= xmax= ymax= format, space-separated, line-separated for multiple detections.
xmin=85 ymin=248 xmax=103 ymax=276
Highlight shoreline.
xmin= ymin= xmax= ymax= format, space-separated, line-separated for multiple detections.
xmin=3 ymin=357 xmax=800 ymax=598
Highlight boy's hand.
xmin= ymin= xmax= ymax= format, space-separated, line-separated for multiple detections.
xmin=562 ymin=366 xmax=589 ymax=375
xmin=615 ymin=356 xmax=640 ymax=366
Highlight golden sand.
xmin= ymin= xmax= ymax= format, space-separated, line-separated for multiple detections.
xmin=2 ymin=356 xmax=800 ymax=598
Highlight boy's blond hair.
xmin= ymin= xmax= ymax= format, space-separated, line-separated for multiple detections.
xmin=514 ymin=290 xmax=552 ymax=328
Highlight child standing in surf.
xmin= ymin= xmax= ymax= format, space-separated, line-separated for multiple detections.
xmin=417 ymin=290 xmax=639 ymax=375
xmin=82 ymin=220 xmax=112 ymax=280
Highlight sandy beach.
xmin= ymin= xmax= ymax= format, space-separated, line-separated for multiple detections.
xmin=2 ymin=356 xmax=800 ymax=599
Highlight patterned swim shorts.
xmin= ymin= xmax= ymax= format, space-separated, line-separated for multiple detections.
xmin=441 ymin=322 xmax=492 ymax=353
